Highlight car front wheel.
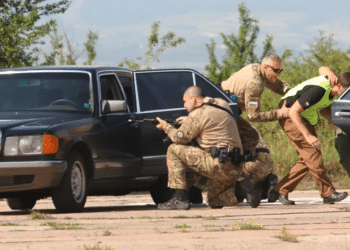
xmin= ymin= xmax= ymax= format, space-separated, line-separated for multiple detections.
xmin=52 ymin=150 xmax=87 ymax=213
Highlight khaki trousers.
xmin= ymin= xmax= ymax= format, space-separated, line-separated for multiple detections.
xmin=166 ymin=144 xmax=242 ymax=208
xmin=275 ymin=118 xmax=335 ymax=198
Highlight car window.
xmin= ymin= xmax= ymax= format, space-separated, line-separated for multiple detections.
xmin=135 ymin=71 xmax=193 ymax=111
xmin=100 ymin=75 xmax=124 ymax=101
xmin=195 ymin=75 xmax=229 ymax=100
xmin=340 ymin=88 xmax=350 ymax=101
xmin=118 ymin=76 xmax=134 ymax=112
xmin=0 ymin=72 xmax=92 ymax=113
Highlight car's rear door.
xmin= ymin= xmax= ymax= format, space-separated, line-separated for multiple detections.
xmin=132 ymin=69 xmax=239 ymax=176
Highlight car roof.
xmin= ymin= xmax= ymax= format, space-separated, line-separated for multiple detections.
xmin=0 ymin=65 xmax=133 ymax=74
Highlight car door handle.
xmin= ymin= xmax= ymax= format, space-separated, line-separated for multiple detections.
xmin=335 ymin=111 xmax=350 ymax=117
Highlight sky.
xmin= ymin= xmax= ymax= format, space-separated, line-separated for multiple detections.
xmin=41 ymin=0 xmax=350 ymax=72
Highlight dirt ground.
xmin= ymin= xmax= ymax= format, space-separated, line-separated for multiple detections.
xmin=0 ymin=190 xmax=350 ymax=250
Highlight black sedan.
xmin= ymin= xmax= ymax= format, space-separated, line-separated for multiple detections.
xmin=0 ymin=66 xmax=239 ymax=212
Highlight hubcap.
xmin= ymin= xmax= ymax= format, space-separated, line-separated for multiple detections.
xmin=71 ymin=160 xmax=86 ymax=203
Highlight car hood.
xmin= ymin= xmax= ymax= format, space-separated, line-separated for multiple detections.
xmin=0 ymin=111 xmax=91 ymax=133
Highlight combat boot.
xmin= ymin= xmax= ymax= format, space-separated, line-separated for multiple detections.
xmin=279 ymin=194 xmax=295 ymax=205
xmin=261 ymin=174 xmax=279 ymax=202
xmin=267 ymin=174 xmax=279 ymax=202
xmin=323 ymin=192 xmax=348 ymax=204
xmin=158 ymin=189 xmax=191 ymax=210
xmin=235 ymin=178 xmax=261 ymax=208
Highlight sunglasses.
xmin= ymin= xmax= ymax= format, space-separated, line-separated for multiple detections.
xmin=267 ymin=65 xmax=283 ymax=74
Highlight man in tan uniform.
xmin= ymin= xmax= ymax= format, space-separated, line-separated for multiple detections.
xmin=155 ymin=86 xmax=260 ymax=210
xmin=220 ymin=54 xmax=290 ymax=202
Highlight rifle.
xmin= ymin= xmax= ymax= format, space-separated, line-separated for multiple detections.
xmin=128 ymin=118 xmax=182 ymax=146
xmin=128 ymin=118 xmax=181 ymax=128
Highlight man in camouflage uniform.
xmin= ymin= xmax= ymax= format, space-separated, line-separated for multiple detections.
xmin=155 ymin=86 xmax=260 ymax=210
xmin=220 ymin=54 xmax=290 ymax=202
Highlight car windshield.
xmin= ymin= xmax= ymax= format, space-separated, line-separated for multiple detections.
xmin=0 ymin=72 xmax=92 ymax=113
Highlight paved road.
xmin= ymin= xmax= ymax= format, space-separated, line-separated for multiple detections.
xmin=0 ymin=190 xmax=350 ymax=250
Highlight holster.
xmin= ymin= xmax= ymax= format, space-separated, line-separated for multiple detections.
xmin=210 ymin=147 xmax=244 ymax=166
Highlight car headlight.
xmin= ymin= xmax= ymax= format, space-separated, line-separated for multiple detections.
xmin=4 ymin=135 xmax=59 ymax=156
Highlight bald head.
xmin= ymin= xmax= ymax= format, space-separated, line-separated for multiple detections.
xmin=184 ymin=86 xmax=204 ymax=98
xmin=183 ymin=86 xmax=204 ymax=113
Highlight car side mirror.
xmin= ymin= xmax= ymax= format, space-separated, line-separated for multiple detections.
xmin=101 ymin=100 xmax=127 ymax=114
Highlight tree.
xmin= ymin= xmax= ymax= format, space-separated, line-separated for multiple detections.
xmin=0 ymin=0 xmax=71 ymax=68
xmin=119 ymin=21 xmax=186 ymax=70
xmin=205 ymin=3 xmax=278 ymax=83
xmin=41 ymin=26 xmax=99 ymax=66
xmin=41 ymin=20 xmax=65 ymax=66
xmin=83 ymin=30 xmax=99 ymax=65
xmin=261 ymin=34 xmax=276 ymax=61
xmin=281 ymin=31 xmax=350 ymax=88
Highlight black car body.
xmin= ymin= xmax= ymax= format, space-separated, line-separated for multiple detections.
xmin=332 ymin=87 xmax=350 ymax=134
xmin=0 ymin=66 xmax=239 ymax=212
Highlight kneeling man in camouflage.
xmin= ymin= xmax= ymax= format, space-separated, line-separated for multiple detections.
xmin=155 ymin=86 xmax=260 ymax=210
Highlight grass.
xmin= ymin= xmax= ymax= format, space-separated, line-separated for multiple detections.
xmin=103 ymin=230 xmax=112 ymax=236
xmin=1 ymin=223 xmax=22 ymax=226
xmin=40 ymin=222 xmax=83 ymax=230
xmin=172 ymin=215 xmax=203 ymax=219
xmin=205 ymin=216 xmax=216 ymax=220
xmin=274 ymin=227 xmax=298 ymax=242
xmin=81 ymin=245 xmax=117 ymax=250
xmin=235 ymin=218 xmax=265 ymax=230
xmin=192 ymin=215 xmax=203 ymax=218
xmin=29 ymin=211 xmax=53 ymax=220
xmin=173 ymin=215 xmax=190 ymax=219
xmin=206 ymin=228 xmax=227 ymax=232
xmin=138 ymin=216 xmax=152 ymax=219
xmin=174 ymin=224 xmax=191 ymax=229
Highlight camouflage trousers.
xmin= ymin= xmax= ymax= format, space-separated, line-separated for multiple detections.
xmin=237 ymin=116 xmax=260 ymax=151
xmin=167 ymin=143 xmax=242 ymax=208
xmin=186 ymin=137 xmax=275 ymax=197
xmin=241 ymin=136 xmax=275 ymax=188
xmin=237 ymin=116 xmax=275 ymax=188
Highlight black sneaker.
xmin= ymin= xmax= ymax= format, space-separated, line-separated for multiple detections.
xmin=236 ymin=178 xmax=261 ymax=208
xmin=157 ymin=197 xmax=191 ymax=210
xmin=323 ymin=192 xmax=348 ymax=204
xmin=279 ymin=194 xmax=295 ymax=205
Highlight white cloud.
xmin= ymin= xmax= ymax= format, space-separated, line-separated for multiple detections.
xmin=258 ymin=12 xmax=308 ymax=28
xmin=162 ymin=11 xmax=240 ymax=36
xmin=309 ymin=22 xmax=350 ymax=43
xmin=64 ymin=0 xmax=85 ymax=23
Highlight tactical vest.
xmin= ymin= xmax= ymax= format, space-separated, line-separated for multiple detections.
xmin=281 ymin=76 xmax=337 ymax=126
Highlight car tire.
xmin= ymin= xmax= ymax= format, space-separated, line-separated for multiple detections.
xmin=150 ymin=175 xmax=172 ymax=205
xmin=52 ymin=150 xmax=87 ymax=213
xmin=7 ymin=197 xmax=36 ymax=210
